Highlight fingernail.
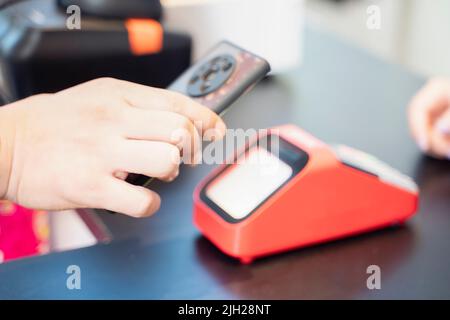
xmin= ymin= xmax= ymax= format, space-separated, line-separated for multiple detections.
xmin=164 ymin=175 xmax=175 ymax=183
xmin=436 ymin=119 xmax=450 ymax=135
xmin=215 ymin=120 xmax=227 ymax=138
xmin=193 ymin=150 xmax=202 ymax=165
xmin=170 ymin=134 xmax=182 ymax=145
xmin=165 ymin=158 xmax=180 ymax=181
xmin=418 ymin=136 xmax=428 ymax=152
xmin=147 ymin=196 xmax=161 ymax=216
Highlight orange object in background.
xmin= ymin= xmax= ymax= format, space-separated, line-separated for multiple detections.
xmin=125 ymin=19 xmax=163 ymax=56
xmin=193 ymin=125 xmax=418 ymax=264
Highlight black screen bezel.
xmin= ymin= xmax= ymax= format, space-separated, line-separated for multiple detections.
xmin=200 ymin=134 xmax=309 ymax=223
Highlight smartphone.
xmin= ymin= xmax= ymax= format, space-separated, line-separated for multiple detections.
xmin=168 ymin=40 xmax=270 ymax=115
xmin=129 ymin=40 xmax=271 ymax=187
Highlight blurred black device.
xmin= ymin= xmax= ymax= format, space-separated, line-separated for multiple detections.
xmin=0 ymin=0 xmax=191 ymax=103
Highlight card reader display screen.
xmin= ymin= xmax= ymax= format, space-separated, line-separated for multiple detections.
xmin=206 ymin=148 xmax=293 ymax=220
xmin=202 ymin=135 xmax=309 ymax=223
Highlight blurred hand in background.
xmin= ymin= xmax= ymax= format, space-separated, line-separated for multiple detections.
xmin=408 ymin=77 xmax=450 ymax=160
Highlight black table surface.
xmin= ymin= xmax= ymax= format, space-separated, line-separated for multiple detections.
xmin=1 ymin=27 xmax=449 ymax=299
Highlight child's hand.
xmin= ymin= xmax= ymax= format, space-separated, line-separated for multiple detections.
xmin=408 ymin=78 xmax=450 ymax=159
xmin=0 ymin=78 xmax=226 ymax=217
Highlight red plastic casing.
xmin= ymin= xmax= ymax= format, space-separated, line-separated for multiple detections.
xmin=193 ymin=125 xmax=418 ymax=263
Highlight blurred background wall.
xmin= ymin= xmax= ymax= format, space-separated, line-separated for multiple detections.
xmin=306 ymin=0 xmax=450 ymax=77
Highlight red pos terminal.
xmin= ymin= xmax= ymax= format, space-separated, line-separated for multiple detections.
xmin=193 ymin=125 xmax=418 ymax=263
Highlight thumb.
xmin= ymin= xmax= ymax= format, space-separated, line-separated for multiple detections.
xmin=97 ymin=178 xmax=161 ymax=217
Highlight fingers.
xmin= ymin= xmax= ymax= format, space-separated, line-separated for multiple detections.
xmin=114 ymin=171 xmax=128 ymax=180
xmin=408 ymin=78 xmax=450 ymax=152
xmin=120 ymin=108 xmax=201 ymax=164
xmin=427 ymin=109 xmax=450 ymax=159
xmin=112 ymin=139 xmax=181 ymax=181
xmin=98 ymin=177 xmax=161 ymax=217
xmin=428 ymin=128 xmax=450 ymax=159
xmin=106 ymin=78 xmax=227 ymax=138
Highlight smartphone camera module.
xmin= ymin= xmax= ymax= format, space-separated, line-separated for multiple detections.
xmin=187 ymin=55 xmax=236 ymax=97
